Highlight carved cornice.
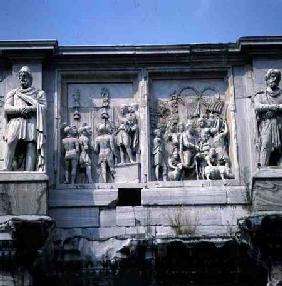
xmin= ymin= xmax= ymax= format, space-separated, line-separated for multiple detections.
xmin=0 ymin=37 xmax=282 ymax=66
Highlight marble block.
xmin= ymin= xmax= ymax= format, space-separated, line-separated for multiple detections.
xmin=114 ymin=163 xmax=140 ymax=183
xmin=252 ymin=168 xmax=282 ymax=212
xmin=0 ymin=172 xmax=48 ymax=215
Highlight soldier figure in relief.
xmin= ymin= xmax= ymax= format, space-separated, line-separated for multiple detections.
xmin=78 ymin=124 xmax=93 ymax=183
xmin=3 ymin=66 xmax=46 ymax=171
xmin=116 ymin=105 xmax=134 ymax=164
xmin=126 ymin=104 xmax=139 ymax=155
xmin=254 ymin=69 xmax=282 ymax=166
xmin=211 ymin=119 xmax=229 ymax=162
xmin=94 ymin=123 xmax=115 ymax=183
xmin=179 ymin=120 xmax=199 ymax=169
xmin=152 ymin=128 xmax=164 ymax=180
xmin=62 ymin=125 xmax=79 ymax=184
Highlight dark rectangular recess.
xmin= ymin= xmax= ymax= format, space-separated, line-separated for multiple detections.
xmin=118 ymin=188 xmax=141 ymax=206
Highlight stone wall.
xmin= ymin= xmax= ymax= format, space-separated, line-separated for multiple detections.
xmin=1 ymin=37 xmax=282 ymax=285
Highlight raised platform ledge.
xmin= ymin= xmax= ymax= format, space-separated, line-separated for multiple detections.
xmin=253 ymin=167 xmax=282 ymax=180
xmin=0 ymin=171 xmax=49 ymax=182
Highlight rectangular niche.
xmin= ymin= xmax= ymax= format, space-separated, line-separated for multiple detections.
xmin=149 ymin=75 xmax=237 ymax=182
xmin=58 ymin=72 xmax=141 ymax=185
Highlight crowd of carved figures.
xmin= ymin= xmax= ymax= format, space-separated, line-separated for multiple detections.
xmin=152 ymin=89 xmax=234 ymax=181
xmin=62 ymin=88 xmax=139 ymax=183
xmin=3 ymin=65 xmax=282 ymax=183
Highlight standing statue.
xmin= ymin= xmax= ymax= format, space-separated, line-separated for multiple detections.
xmin=211 ymin=119 xmax=229 ymax=162
xmin=254 ymin=69 xmax=282 ymax=166
xmin=126 ymin=103 xmax=139 ymax=155
xmin=152 ymin=128 xmax=164 ymax=180
xmin=195 ymin=128 xmax=212 ymax=179
xmin=3 ymin=66 xmax=46 ymax=171
xmin=94 ymin=123 xmax=115 ymax=183
xmin=179 ymin=120 xmax=199 ymax=169
xmin=78 ymin=124 xmax=93 ymax=183
xmin=116 ymin=105 xmax=134 ymax=164
xmin=165 ymin=121 xmax=179 ymax=155
xmin=62 ymin=125 xmax=79 ymax=184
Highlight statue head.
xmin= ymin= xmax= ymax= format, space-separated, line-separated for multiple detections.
xmin=129 ymin=103 xmax=138 ymax=113
xmin=209 ymin=112 xmax=215 ymax=120
xmin=79 ymin=124 xmax=92 ymax=136
xmin=97 ymin=122 xmax=112 ymax=135
xmin=168 ymin=120 xmax=178 ymax=133
xmin=185 ymin=119 xmax=194 ymax=131
xmin=265 ymin=69 xmax=281 ymax=89
xmin=18 ymin=66 xmax=32 ymax=89
xmin=120 ymin=105 xmax=128 ymax=116
xmin=209 ymin=147 xmax=217 ymax=157
xmin=197 ymin=117 xmax=206 ymax=128
xmin=178 ymin=123 xmax=185 ymax=133
xmin=64 ymin=125 xmax=76 ymax=137
xmin=154 ymin=128 xmax=161 ymax=137
xmin=96 ymin=123 xmax=106 ymax=135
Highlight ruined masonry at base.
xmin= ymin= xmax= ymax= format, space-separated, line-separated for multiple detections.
xmin=0 ymin=37 xmax=282 ymax=285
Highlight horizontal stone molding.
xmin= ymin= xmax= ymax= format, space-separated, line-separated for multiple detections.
xmin=0 ymin=172 xmax=48 ymax=182
xmin=142 ymin=186 xmax=248 ymax=206
xmin=49 ymin=188 xmax=118 ymax=207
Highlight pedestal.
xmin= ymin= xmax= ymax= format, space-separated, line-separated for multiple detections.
xmin=114 ymin=163 xmax=140 ymax=183
xmin=252 ymin=168 xmax=282 ymax=213
xmin=0 ymin=172 xmax=48 ymax=215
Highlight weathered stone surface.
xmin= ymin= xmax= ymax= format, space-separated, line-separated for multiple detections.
xmin=49 ymin=188 xmax=118 ymax=207
xmin=0 ymin=172 xmax=48 ymax=215
xmin=100 ymin=209 xmax=116 ymax=227
xmin=114 ymin=163 xmax=140 ymax=183
xmin=49 ymin=207 xmax=99 ymax=227
xmin=0 ymin=171 xmax=48 ymax=182
xmin=252 ymin=169 xmax=282 ymax=212
xmin=115 ymin=205 xmax=248 ymax=228
xmin=141 ymin=186 xmax=248 ymax=205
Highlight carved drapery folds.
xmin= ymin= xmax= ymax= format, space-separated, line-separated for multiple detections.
xmin=2 ymin=66 xmax=47 ymax=172
xmin=59 ymin=78 xmax=237 ymax=184
xmin=254 ymin=69 xmax=282 ymax=167
xmin=151 ymin=87 xmax=233 ymax=181
xmin=61 ymin=87 xmax=140 ymax=184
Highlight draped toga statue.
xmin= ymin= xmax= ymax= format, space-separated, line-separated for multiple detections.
xmin=254 ymin=69 xmax=282 ymax=167
xmin=3 ymin=66 xmax=47 ymax=171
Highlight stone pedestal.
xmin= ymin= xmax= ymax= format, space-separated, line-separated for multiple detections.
xmin=252 ymin=168 xmax=282 ymax=213
xmin=114 ymin=163 xmax=140 ymax=183
xmin=0 ymin=172 xmax=48 ymax=215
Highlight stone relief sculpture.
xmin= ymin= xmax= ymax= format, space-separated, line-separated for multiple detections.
xmin=115 ymin=104 xmax=139 ymax=165
xmin=116 ymin=105 xmax=134 ymax=164
xmin=167 ymin=152 xmax=183 ymax=181
xmin=94 ymin=123 xmax=115 ymax=183
xmin=152 ymin=128 xmax=164 ymax=181
xmin=78 ymin=123 xmax=93 ymax=183
xmin=179 ymin=120 xmax=199 ymax=170
xmin=151 ymin=87 xmax=233 ymax=181
xmin=254 ymin=69 xmax=282 ymax=167
xmin=62 ymin=125 xmax=79 ymax=184
xmin=61 ymin=87 xmax=140 ymax=184
xmin=3 ymin=66 xmax=46 ymax=171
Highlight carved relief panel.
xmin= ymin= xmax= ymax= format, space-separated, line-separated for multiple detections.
xmin=59 ymin=78 xmax=140 ymax=184
xmin=253 ymin=69 xmax=282 ymax=167
xmin=150 ymin=78 xmax=235 ymax=181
